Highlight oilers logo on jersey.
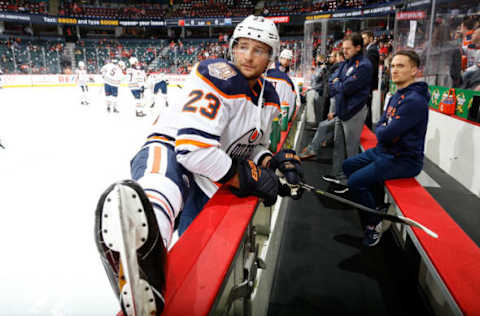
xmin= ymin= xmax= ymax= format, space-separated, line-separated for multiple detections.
xmin=249 ymin=129 xmax=262 ymax=143
xmin=226 ymin=128 xmax=264 ymax=159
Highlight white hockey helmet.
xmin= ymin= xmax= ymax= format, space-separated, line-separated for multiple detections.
xmin=129 ymin=56 xmax=138 ymax=66
xmin=229 ymin=15 xmax=280 ymax=63
xmin=78 ymin=61 xmax=85 ymax=68
xmin=118 ymin=60 xmax=126 ymax=69
xmin=279 ymin=49 xmax=293 ymax=60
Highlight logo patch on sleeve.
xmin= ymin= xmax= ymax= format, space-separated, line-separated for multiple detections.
xmin=208 ymin=62 xmax=237 ymax=80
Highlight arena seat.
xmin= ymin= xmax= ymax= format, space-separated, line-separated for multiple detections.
xmin=359 ymin=125 xmax=480 ymax=316
xmin=1 ymin=37 xmax=302 ymax=75
xmin=0 ymin=0 xmax=48 ymax=14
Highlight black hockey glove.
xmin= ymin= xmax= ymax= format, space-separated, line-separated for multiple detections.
xmin=269 ymin=149 xmax=305 ymax=200
xmin=231 ymin=160 xmax=279 ymax=207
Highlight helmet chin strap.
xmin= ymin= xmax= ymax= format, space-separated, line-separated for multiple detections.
xmin=255 ymin=64 xmax=271 ymax=136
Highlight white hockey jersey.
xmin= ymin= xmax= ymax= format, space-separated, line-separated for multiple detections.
xmin=101 ymin=63 xmax=124 ymax=87
xmin=75 ymin=68 xmax=88 ymax=85
xmin=145 ymin=73 xmax=157 ymax=91
xmin=147 ymin=58 xmax=280 ymax=197
xmin=266 ymin=67 xmax=297 ymax=121
xmin=127 ymin=67 xmax=146 ymax=89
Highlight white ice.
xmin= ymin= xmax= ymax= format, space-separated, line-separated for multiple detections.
xmin=0 ymin=85 xmax=176 ymax=316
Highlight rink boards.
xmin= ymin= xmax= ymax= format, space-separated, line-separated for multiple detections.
xmin=0 ymin=73 xmax=188 ymax=88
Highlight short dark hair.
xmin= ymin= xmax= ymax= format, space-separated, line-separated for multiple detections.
xmin=343 ymin=32 xmax=364 ymax=50
xmin=393 ymin=50 xmax=421 ymax=68
xmin=361 ymin=31 xmax=374 ymax=40
xmin=462 ymin=17 xmax=475 ymax=30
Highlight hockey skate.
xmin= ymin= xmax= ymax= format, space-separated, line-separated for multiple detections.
xmin=113 ymin=107 xmax=120 ymax=113
xmin=136 ymin=110 xmax=147 ymax=117
xmin=95 ymin=180 xmax=167 ymax=316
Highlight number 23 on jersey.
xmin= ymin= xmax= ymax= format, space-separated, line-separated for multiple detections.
xmin=182 ymin=90 xmax=221 ymax=120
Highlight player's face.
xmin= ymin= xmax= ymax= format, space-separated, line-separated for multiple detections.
xmin=279 ymin=57 xmax=291 ymax=68
xmin=233 ymin=38 xmax=271 ymax=81
xmin=390 ymin=55 xmax=417 ymax=88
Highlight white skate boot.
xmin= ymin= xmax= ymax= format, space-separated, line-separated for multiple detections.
xmin=95 ymin=180 xmax=167 ymax=316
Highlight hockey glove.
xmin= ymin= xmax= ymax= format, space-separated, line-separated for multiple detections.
xmin=269 ymin=149 xmax=305 ymax=200
xmin=231 ymin=160 xmax=279 ymax=207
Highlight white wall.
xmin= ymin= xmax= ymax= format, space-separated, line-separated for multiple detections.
xmin=425 ymin=109 xmax=480 ymax=196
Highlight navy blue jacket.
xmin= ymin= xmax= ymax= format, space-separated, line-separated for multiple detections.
xmin=375 ymin=82 xmax=430 ymax=161
xmin=330 ymin=53 xmax=372 ymax=120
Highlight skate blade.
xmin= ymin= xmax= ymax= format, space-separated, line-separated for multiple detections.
xmin=102 ymin=183 xmax=158 ymax=316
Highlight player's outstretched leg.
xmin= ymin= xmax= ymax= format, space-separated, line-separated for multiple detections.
xmin=95 ymin=180 xmax=166 ymax=316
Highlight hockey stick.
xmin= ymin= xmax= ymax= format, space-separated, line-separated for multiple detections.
xmin=300 ymin=182 xmax=438 ymax=238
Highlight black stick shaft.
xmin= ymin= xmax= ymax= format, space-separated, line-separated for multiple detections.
xmin=301 ymin=183 xmax=438 ymax=238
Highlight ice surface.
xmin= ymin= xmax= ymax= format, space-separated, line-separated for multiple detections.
xmin=0 ymin=85 xmax=175 ymax=316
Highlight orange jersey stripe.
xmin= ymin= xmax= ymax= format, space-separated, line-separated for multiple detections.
xmin=146 ymin=193 xmax=175 ymax=222
xmin=175 ymin=139 xmax=214 ymax=148
xmin=265 ymin=76 xmax=295 ymax=91
xmin=151 ymin=146 xmax=162 ymax=174
xmin=196 ymin=68 xmax=249 ymax=100
xmin=265 ymin=102 xmax=281 ymax=111
xmin=148 ymin=136 xmax=171 ymax=142
xmin=195 ymin=69 xmax=280 ymax=110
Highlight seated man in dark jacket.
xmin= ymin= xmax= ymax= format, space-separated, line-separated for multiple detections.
xmin=342 ymin=50 xmax=430 ymax=246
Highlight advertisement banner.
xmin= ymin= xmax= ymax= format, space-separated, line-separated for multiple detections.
xmin=1 ymin=12 xmax=166 ymax=27
xmin=429 ymin=85 xmax=480 ymax=119
xmin=0 ymin=75 xmax=32 ymax=87
xmin=167 ymin=17 xmax=236 ymax=26
xmin=0 ymin=12 xmax=31 ymax=23
xmin=266 ymin=16 xmax=290 ymax=24
xmin=396 ymin=11 xmax=427 ymax=20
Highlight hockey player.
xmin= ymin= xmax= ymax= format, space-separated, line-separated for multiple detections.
xmin=127 ymin=57 xmax=147 ymax=117
xmin=144 ymin=71 xmax=169 ymax=109
xmin=94 ymin=15 xmax=304 ymax=316
xmin=101 ymin=59 xmax=124 ymax=113
xmin=266 ymin=49 xmax=297 ymax=122
xmin=152 ymin=72 xmax=169 ymax=108
xmin=75 ymin=61 xmax=89 ymax=105
xmin=277 ymin=48 xmax=293 ymax=73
